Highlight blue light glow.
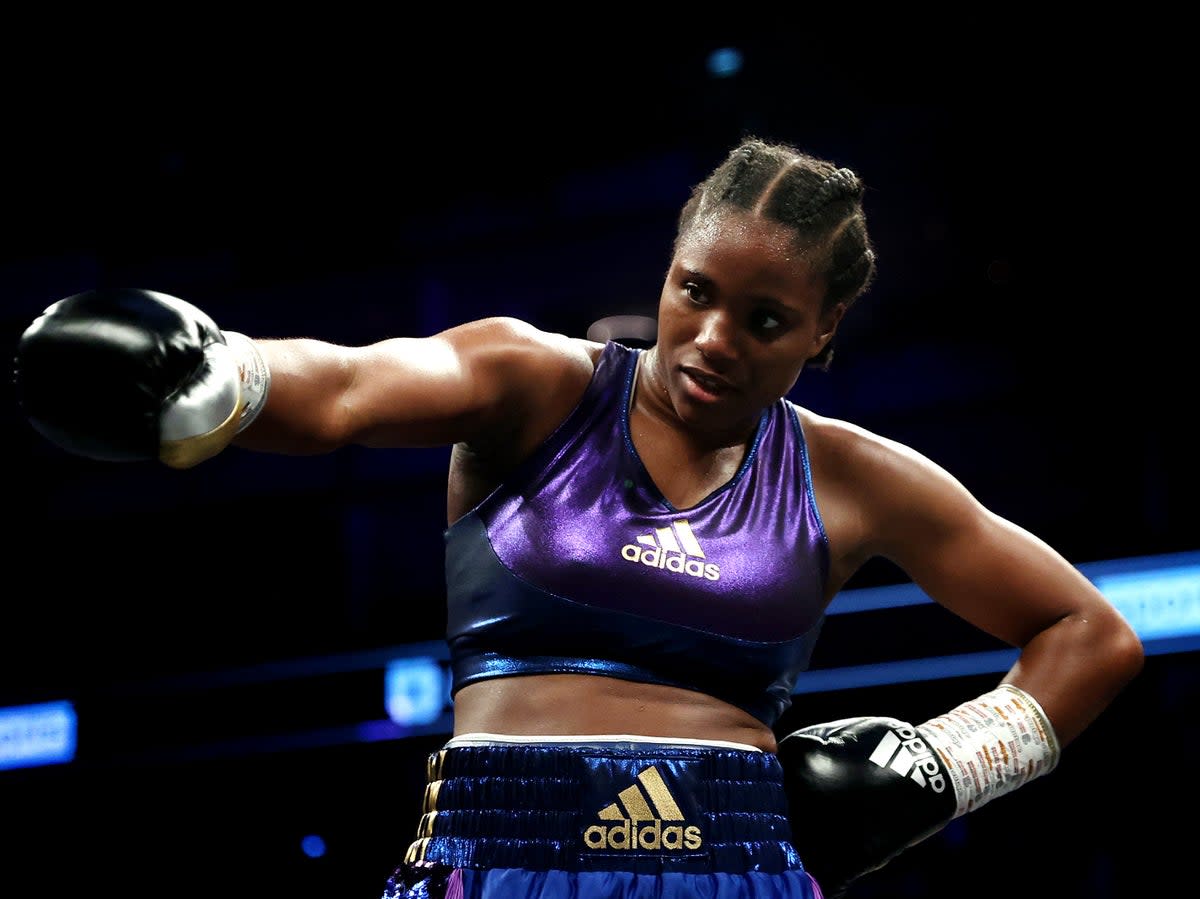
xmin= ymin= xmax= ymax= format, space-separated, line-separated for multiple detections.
xmin=793 ymin=649 xmax=1020 ymax=694
xmin=826 ymin=582 xmax=928 ymax=615
xmin=0 ymin=700 xmax=76 ymax=771
xmin=385 ymin=656 xmax=448 ymax=726
xmin=706 ymin=47 xmax=743 ymax=78
xmin=301 ymin=834 xmax=326 ymax=858
xmin=826 ymin=551 xmax=1200 ymax=645
xmin=1094 ymin=564 xmax=1200 ymax=640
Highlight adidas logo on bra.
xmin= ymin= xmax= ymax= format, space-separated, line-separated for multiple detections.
xmin=619 ymin=518 xmax=720 ymax=581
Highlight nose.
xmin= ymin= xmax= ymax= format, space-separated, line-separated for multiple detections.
xmin=695 ymin=309 xmax=737 ymax=367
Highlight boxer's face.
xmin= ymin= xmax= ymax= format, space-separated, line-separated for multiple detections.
xmin=647 ymin=211 xmax=842 ymax=441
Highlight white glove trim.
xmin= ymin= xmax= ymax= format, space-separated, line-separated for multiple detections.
xmin=160 ymin=341 xmax=241 ymax=441
xmin=221 ymin=330 xmax=272 ymax=432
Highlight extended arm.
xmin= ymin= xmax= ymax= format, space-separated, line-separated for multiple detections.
xmin=234 ymin=318 xmax=578 ymax=455
xmin=14 ymin=288 xmax=590 ymax=467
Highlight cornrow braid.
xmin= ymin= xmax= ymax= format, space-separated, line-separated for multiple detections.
xmin=797 ymin=168 xmax=864 ymax=223
xmin=675 ymin=137 xmax=877 ymax=370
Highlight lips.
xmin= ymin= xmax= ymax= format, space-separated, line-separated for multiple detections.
xmin=681 ymin=365 xmax=734 ymax=396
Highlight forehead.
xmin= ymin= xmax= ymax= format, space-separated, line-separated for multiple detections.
xmin=674 ymin=211 xmax=823 ymax=298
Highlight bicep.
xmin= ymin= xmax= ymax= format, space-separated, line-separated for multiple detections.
xmin=348 ymin=333 xmax=497 ymax=447
xmin=239 ymin=317 xmax=552 ymax=452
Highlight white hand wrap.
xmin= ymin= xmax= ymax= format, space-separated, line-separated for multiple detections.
xmin=221 ymin=330 xmax=271 ymax=432
xmin=917 ymin=684 xmax=1060 ymax=818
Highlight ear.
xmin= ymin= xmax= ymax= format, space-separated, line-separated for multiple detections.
xmin=812 ymin=303 xmax=846 ymax=356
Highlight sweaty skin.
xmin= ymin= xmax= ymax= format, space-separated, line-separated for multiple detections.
xmin=238 ymin=211 xmax=1143 ymax=754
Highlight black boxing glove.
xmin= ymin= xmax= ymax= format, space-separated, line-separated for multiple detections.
xmin=778 ymin=715 xmax=956 ymax=897
xmin=778 ymin=685 xmax=1060 ymax=898
xmin=13 ymin=288 xmax=270 ymax=469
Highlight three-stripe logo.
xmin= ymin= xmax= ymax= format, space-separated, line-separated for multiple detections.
xmin=582 ymin=765 xmax=703 ymax=851
xmin=867 ymin=725 xmax=948 ymax=793
xmin=619 ymin=519 xmax=721 ymax=581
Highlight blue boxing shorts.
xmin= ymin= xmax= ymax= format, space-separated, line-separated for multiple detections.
xmin=382 ymin=733 xmax=823 ymax=899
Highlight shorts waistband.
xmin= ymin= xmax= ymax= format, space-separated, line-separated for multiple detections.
xmin=445 ymin=732 xmax=765 ymax=752
xmin=404 ymin=739 xmax=802 ymax=875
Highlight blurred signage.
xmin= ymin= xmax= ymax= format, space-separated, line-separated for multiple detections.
xmin=0 ymin=700 xmax=76 ymax=771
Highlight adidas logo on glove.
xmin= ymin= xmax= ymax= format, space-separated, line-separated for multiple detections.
xmin=867 ymin=723 xmax=947 ymax=793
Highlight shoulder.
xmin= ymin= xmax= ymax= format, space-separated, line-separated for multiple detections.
xmin=451 ymin=317 xmax=607 ymax=456
xmin=460 ymin=316 xmax=604 ymax=375
xmin=796 ymin=401 xmax=980 ymax=535
xmin=789 ymin=404 xmax=983 ymax=582
xmin=436 ymin=317 xmax=605 ymax=403
xmin=790 ymin=404 xmax=924 ymax=475
xmin=791 ymin=403 xmax=969 ymax=514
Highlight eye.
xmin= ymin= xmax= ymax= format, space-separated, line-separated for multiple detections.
xmin=750 ymin=309 xmax=784 ymax=334
xmin=683 ymin=281 xmax=709 ymax=305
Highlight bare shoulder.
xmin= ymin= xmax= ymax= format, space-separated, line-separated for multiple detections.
xmin=792 ymin=404 xmax=936 ymax=483
xmin=461 ymin=316 xmax=601 ymax=380
xmin=792 ymin=403 xmax=977 ymax=577
xmin=450 ymin=317 xmax=604 ymax=457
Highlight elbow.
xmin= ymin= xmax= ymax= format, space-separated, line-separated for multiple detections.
xmin=1117 ymin=622 xmax=1146 ymax=685
xmin=1098 ymin=605 xmax=1145 ymax=687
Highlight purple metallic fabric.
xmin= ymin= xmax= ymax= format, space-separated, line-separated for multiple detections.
xmin=444 ymin=342 xmax=831 ymax=726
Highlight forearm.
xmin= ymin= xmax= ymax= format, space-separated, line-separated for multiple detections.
xmin=232 ymin=337 xmax=357 ymax=455
xmin=915 ymin=604 xmax=1141 ymax=823
xmin=230 ymin=332 xmax=503 ymax=454
xmin=1001 ymin=604 xmax=1144 ymax=747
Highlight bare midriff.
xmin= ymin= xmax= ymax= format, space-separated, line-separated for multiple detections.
xmin=452 ymin=674 xmax=779 ymax=753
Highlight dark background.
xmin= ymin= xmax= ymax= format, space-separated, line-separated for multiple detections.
xmin=1 ymin=30 xmax=1193 ymax=899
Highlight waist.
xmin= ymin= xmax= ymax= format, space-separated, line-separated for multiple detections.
xmin=404 ymin=734 xmax=803 ymax=875
xmin=451 ymin=649 xmax=806 ymax=728
xmin=452 ymin=676 xmax=778 ymax=752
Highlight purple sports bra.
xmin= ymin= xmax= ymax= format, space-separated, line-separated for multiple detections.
xmin=443 ymin=341 xmax=830 ymax=726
